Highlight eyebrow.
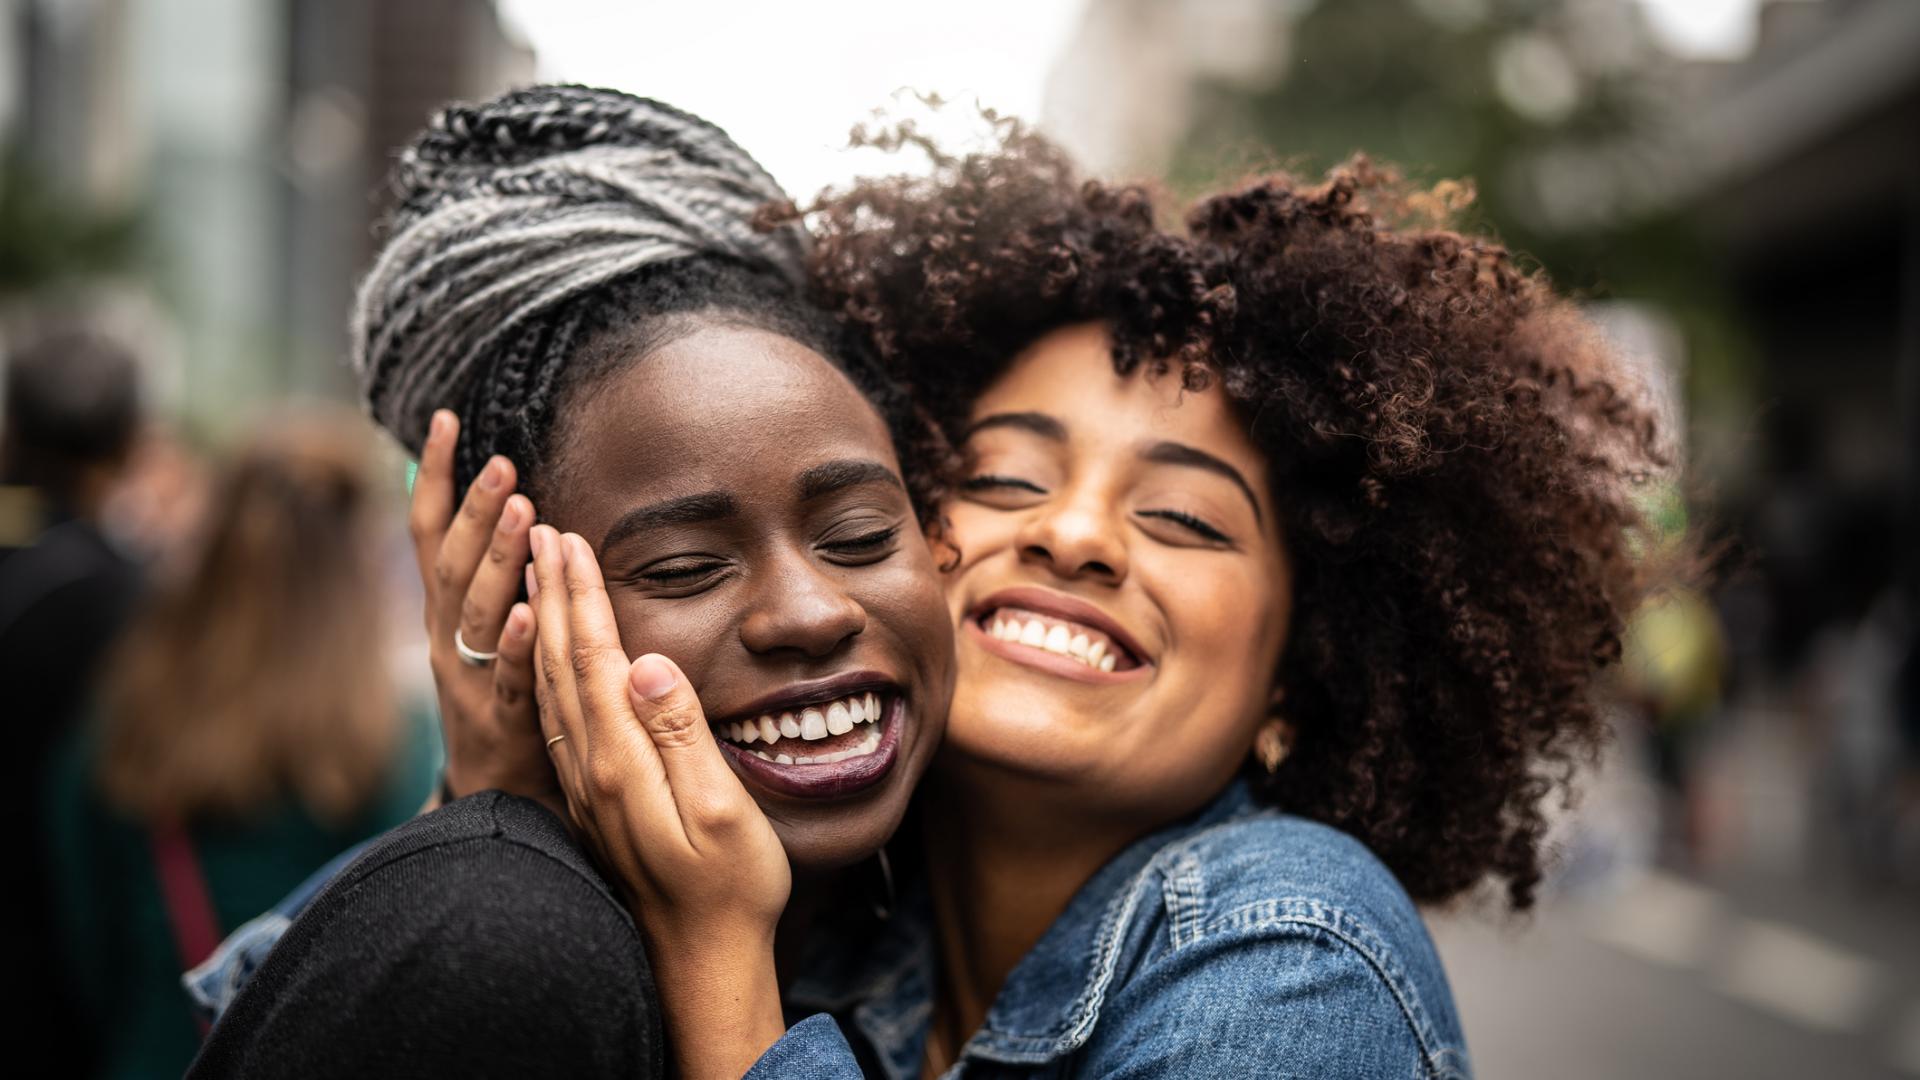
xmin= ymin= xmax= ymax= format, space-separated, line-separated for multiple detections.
xmin=599 ymin=461 xmax=903 ymax=552
xmin=796 ymin=459 xmax=905 ymax=501
xmin=965 ymin=411 xmax=1068 ymax=442
xmin=1140 ymin=441 xmax=1265 ymax=523
xmin=601 ymin=491 xmax=739 ymax=551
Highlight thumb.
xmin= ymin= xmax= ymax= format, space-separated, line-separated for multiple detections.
xmin=627 ymin=654 xmax=710 ymax=753
xmin=627 ymin=654 xmax=746 ymax=822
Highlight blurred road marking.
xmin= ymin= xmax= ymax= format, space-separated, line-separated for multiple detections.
xmin=1582 ymin=869 xmax=1722 ymax=969
xmin=1893 ymin=1002 xmax=1920 ymax=1076
xmin=1712 ymin=918 xmax=1876 ymax=1034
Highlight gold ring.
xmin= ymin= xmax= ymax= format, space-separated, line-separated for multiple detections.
xmin=546 ymin=733 xmax=567 ymax=749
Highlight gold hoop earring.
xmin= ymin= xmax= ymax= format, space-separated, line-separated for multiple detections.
xmin=1255 ymin=720 xmax=1291 ymax=774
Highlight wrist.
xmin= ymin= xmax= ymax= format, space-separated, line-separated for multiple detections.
xmin=648 ymin=927 xmax=786 ymax=1078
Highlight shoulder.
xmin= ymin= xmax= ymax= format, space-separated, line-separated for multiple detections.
xmin=294 ymin=791 xmax=639 ymax=972
xmin=192 ymin=793 xmax=662 ymax=1079
xmin=1175 ymin=810 xmax=1426 ymax=938
xmin=1112 ymin=809 xmax=1468 ymax=1077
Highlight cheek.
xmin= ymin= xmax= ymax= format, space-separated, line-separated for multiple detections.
xmin=941 ymin=503 xmax=1021 ymax=612
xmin=1153 ymin=555 xmax=1289 ymax=727
xmin=858 ymin=546 xmax=953 ymax=660
xmin=608 ymin=598 xmax=734 ymax=686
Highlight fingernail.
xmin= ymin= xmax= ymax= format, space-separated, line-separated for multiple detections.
xmin=431 ymin=410 xmax=452 ymax=440
xmin=497 ymin=498 xmax=520 ymax=530
xmin=529 ymin=526 xmax=547 ymax=558
xmin=630 ymin=654 xmax=679 ymax=701
xmin=507 ymin=605 xmax=529 ymax=637
xmin=480 ymin=458 xmax=504 ymax=492
xmin=525 ymin=565 xmax=539 ymax=599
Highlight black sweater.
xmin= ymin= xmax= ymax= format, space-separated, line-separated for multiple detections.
xmin=188 ymin=792 xmax=664 ymax=1079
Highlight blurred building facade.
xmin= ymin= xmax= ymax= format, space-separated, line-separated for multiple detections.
xmin=1 ymin=0 xmax=533 ymax=424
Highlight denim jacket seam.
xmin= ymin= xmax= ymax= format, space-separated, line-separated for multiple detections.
xmin=1200 ymin=897 xmax=1457 ymax=1080
xmin=1162 ymin=849 xmax=1208 ymax=950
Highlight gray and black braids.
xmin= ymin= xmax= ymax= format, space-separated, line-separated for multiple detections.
xmin=350 ymin=84 xmax=814 ymax=493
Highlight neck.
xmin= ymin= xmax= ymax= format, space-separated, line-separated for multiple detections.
xmin=775 ymin=871 xmax=841 ymax=987
xmin=919 ymin=765 xmax=1142 ymax=1059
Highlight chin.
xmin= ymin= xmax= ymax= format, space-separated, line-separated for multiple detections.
xmin=766 ymin=783 xmax=914 ymax=873
xmin=938 ymin=685 xmax=1108 ymax=782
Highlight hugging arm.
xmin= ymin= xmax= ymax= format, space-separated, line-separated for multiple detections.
xmin=527 ymin=525 xmax=792 ymax=1079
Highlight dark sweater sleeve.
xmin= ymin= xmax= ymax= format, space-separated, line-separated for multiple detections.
xmin=188 ymin=794 xmax=663 ymax=1080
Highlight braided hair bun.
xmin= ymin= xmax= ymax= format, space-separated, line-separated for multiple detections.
xmin=351 ymin=84 xmax=813 ymax=489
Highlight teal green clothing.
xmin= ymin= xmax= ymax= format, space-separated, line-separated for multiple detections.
xmin=42 ymin=706 xmax=441 ymax=1080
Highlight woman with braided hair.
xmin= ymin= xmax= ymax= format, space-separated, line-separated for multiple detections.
xmin=200 ymin=89 xmax=1661 ymax=1077
xmin=519 ymin=122 xmax=1666 ymax=1077
xmin=189 ymin=85 xmax=955 ymax=1078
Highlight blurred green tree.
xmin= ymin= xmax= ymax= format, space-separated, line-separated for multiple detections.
xmin=0 ymin=146 xmax=143 ymax=297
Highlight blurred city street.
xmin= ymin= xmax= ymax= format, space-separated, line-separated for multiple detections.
xmin=1437 ymin=699 xmax=1920 ymax=1078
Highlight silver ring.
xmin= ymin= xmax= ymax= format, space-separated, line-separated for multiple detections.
xmin=454 ymin=627 xmax=498 ymax=667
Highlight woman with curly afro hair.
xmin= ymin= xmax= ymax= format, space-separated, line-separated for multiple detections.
xmin=559 ymin=115 xmax=1669 ymax=1079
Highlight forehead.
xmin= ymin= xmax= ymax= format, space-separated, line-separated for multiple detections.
xmin=972 ymin=323 xmax=1265 ymax=475
xmin=548 ymin=324 xmax=897 ymax=531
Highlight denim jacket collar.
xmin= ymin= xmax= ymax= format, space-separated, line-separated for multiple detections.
xmin=786 ymin=781 xmax=1264 ymax=1076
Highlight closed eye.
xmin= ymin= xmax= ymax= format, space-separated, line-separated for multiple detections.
xmin=962 ymin=474 xmax=1048 ymax=495
xmin=823 ymin=525 xmax=900 ymax=557
xmin=1138 ymin=509 xmax=1232 ymax=544
xmin=636 ymin=558 xmax=727 ymax=584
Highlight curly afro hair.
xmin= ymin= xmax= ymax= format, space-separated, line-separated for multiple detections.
xmin=801 ymin=119 xmax=1666 ymax=910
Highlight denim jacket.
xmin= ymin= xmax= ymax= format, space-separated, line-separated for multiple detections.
xmin=752 ymin=780 xmax=1471 ymax=1079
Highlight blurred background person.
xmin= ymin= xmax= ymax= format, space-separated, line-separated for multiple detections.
xmin=0 ymin=326 xmax=148 ymax=1062
xmin=40 ymin=409 xmax=438 ymax=1080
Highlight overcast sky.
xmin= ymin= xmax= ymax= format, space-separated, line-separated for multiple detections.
xmin=496 ymin=0 xmax=1797 ymax=199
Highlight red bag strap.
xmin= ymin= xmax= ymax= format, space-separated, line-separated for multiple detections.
xmin=149 ymin=820 xmax=223 ymax=1016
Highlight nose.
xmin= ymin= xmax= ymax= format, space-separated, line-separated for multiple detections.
xmin=1014 ymin=485 xmax=1129 ymax=585
xmin=738 ymin=551 xmax=868 ymax=657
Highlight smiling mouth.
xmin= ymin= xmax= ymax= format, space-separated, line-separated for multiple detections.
xmin=975 ymin=607 xmax=1143 ymax=673
xmin=711 ymin=689 xmax=890 ymax=765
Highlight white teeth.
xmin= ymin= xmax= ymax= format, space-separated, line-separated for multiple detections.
xmin=987 ymin=609 xmax=1129 ymax=673
xmin=1043 ymin=624 xmax=1071 ymax=654
xmin=735 ymin=693 xmax=888 ymax=762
